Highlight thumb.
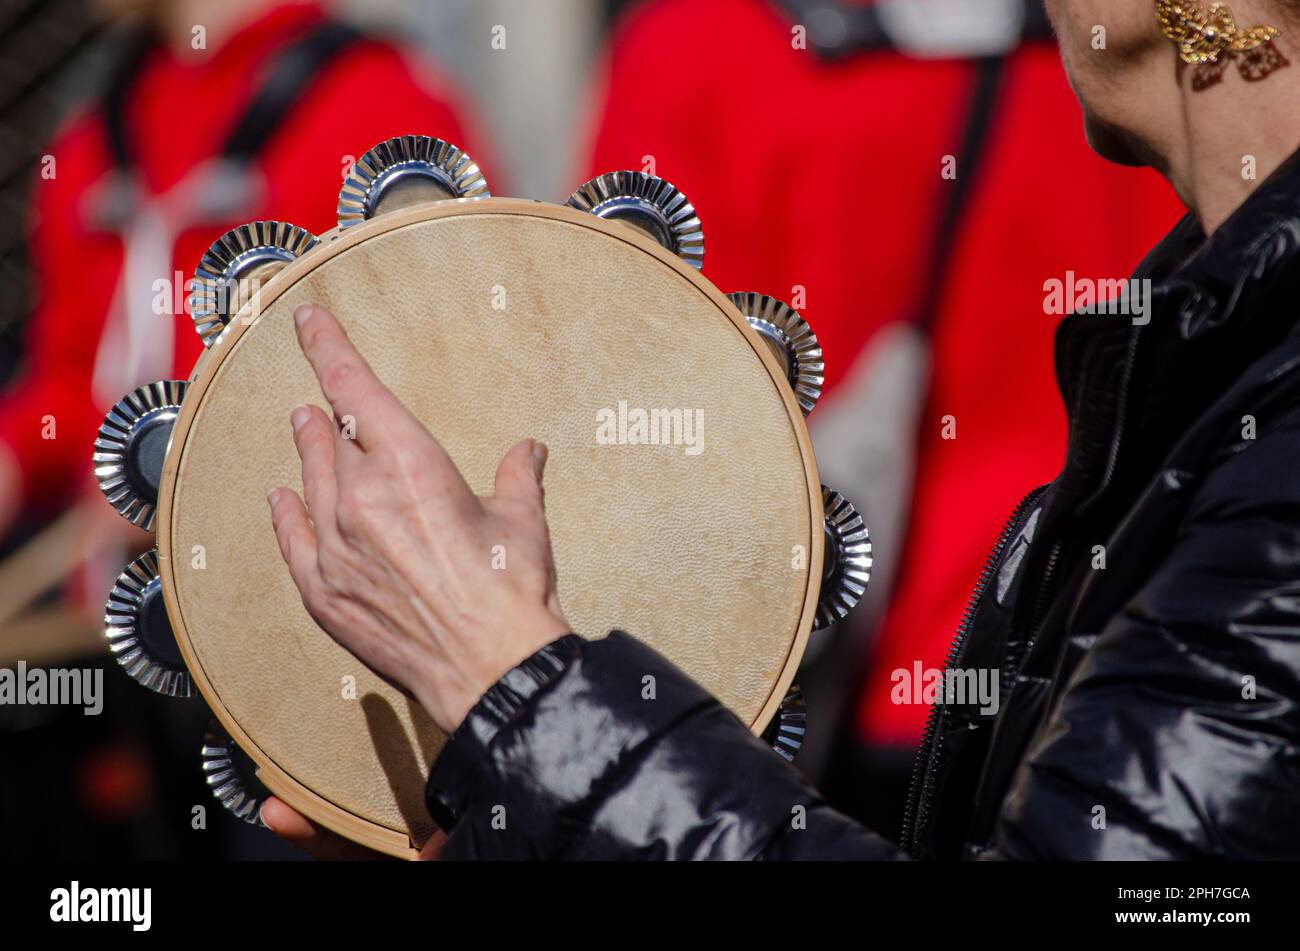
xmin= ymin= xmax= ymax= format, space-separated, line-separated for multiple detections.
xmin=493 ymin=438 xmax=547 ymax=507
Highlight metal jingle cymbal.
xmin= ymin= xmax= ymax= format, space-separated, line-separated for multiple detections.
xmin=190 ymin=220 xmax=319 ymax=348
xmin=105 ymin=549 xmax=193 ymax=698
xmin=338 ymin=134 xmax=490 ymax=228
xmin=816 ymin=485 xmax=873 ymax=631
xmin=567 ymin=170 xmax=704 ymax=270
xmin=93 ymin=380 xmax=189 ymax=530
xmin=763 ymin=685 xmax=808 ymax=761
xmin=201 ymin=718 xmax=268 ymax=826
xmin=728 ymin=292 xmax=825 ymax=415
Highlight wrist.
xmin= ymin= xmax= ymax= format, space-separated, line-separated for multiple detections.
xmin=425 ymin=631 xmax=584 ymax=830
xmin=421 ymin=608 xmax=571 ymax=733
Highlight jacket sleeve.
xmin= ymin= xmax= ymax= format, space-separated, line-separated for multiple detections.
xmin=992 ymin=416 xmax=1300 ymax=859
xmin=426 ymin=632 xmax=902 ymax=860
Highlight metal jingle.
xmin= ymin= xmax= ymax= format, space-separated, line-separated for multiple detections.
xmin=727 ymin=292 xmax=825 ymax=414
xmin=105 ymin=549 xmax=193 ymax=698
xmin=566 ymin=170 xmax=705 ymax=270
xmin=815 ymin=485 xmax=873 ymax=631
xmin=94 ymin=380 xmax=189 ymax=530
xmin=337 ymin=134 xmax=490 ymax=228
xmin=762 ymin=685 xmax=808 ymax=762
xmin=190 ymin=220 xmax=319 ymax=348
xmin=201 ymin=718 xmax=268 ymax=826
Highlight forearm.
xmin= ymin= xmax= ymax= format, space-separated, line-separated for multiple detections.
xmin=427 ymin=631 xmax=904 ymax=860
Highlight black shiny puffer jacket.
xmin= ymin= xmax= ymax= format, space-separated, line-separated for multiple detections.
xmin=426 ymin=153 xmax=1300 ymax=860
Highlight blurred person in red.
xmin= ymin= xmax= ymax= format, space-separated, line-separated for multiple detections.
xmin=0 ymin=0 xmax=484 ymax=858
xmin=583 ymin=0 xmax=1185 ymax=830
xmin=0 ymin=0 xmax=484 ymax=558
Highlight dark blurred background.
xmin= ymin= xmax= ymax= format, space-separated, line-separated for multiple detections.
xmin=0 ymin=0 xmax=1183 ymax=859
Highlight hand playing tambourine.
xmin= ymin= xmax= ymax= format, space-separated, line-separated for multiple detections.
xmin=262 ymin=797 xmax=447 ymax=860
xmin=263 ymin=303 xmax=570 ymax=856
xmin=85 ymin=143 xmax=867 ymax=856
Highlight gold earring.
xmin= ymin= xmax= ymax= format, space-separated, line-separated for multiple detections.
xmin=1155 ymin=0 xmax=1279 ymax=65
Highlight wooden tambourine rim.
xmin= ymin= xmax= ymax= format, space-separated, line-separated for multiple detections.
xmin=156 ymin=197 xmax=824 ymax=858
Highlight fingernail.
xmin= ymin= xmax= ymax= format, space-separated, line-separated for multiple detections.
xmin=267 ymin=488 xmax=280 ymax=508
xmin=294 ymin=304 xmax=314 ymax=327
xmin=531 ymin=440 xmax=548 ymax=475
xmin=291 ymin=406 xmax=310 ymax=432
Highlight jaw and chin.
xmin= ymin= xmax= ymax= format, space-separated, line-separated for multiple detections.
xmin=1081 ymin=110 xmax=1165 ymax=169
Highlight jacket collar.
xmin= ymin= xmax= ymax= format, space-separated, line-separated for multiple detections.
xmin=1042 ymin=146 xmax=1300 ymax=549
xmin=1057 ymin=144 xmax=1300 ymax=384
xmin=1153 ymin=146 xmax=1300 ymax=341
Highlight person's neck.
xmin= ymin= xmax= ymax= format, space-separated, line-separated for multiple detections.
xmin=1164 ymin=55 xmax=1300 ymax=235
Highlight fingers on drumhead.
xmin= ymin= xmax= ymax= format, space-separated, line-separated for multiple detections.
xmin=494 ymin=438 xmax=548 ymax=507
xmin=290 ymin=303 xmax=474 ymax=498
xmin=291 ymin=404 xmax=338 ymax=471
xmin=267 ymin=487 xmax=311 ymax=543
xmin=290 ymin=404 xmax=340 ymax=521
xmin=291 ymin=304 xmax=409 ymax=448
xmin=268 ymin=487 xmax=320 ymax=584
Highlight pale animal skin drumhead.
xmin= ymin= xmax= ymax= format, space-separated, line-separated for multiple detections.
xmin=163 ymin=203 xmax=817 ymax=846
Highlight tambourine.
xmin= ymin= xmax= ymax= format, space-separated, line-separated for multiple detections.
xmin=93 ymin=135 xmax=872 ymax=858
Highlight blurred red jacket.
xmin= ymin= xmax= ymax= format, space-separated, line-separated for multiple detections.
xmin=0 ymin=2 xmax=484 ymax=514
xmin=584 ymin=0 xmax=1185 ymax=748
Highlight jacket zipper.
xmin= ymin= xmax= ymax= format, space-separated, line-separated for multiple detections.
xmin=900 ymin=326 xmax=1146 ymax=855
xmin=899 ymin=483 xmax=1049 ymax=855
xmin=1021 ymin=329 xmax=1143 ymax=650
xmin=1021 ymin=541 xmax=1062 ymax=652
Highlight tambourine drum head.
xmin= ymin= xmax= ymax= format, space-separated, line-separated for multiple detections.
xmin=158 ymin=199 xmax=820 ymax=853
